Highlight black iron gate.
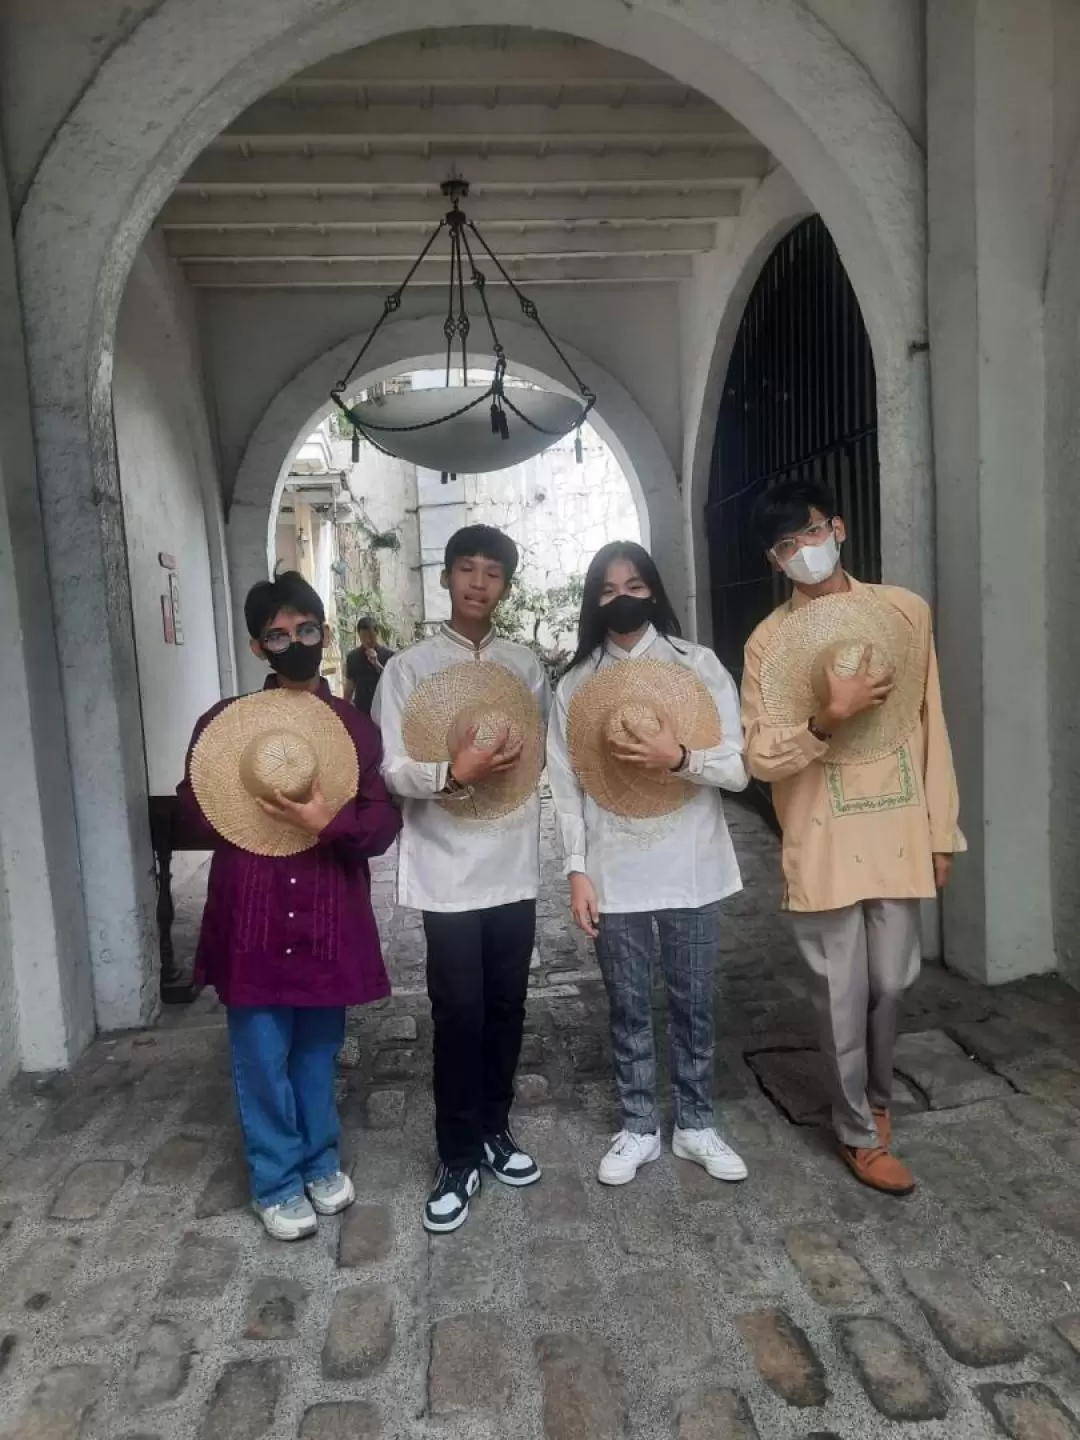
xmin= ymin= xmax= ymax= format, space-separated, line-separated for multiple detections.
xmin=705 ymin=215 xmax=881 ymax=680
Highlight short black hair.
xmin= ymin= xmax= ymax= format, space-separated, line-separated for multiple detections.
xmin=356 ymin=616 xmax=377 ymax=633
xmin=244 ymin=571 xmax=325 ymax=639
xmin=751 ymin=478 xmax=838 ymax=552
xmin=444 ymin=524 xmax=519 ymax=583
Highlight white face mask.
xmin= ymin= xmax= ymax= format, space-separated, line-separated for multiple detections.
xmin=780 ymin=532 xmax=841 ymax=586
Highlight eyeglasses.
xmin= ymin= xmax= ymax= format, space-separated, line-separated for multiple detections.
xmin=769 ymin=519 xmax=834 ymax=563
xmin=261 ymin=622 xmax=323 ymax=655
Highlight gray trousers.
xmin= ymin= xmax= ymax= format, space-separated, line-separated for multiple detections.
xmin=790 ymin=899 xmax=921 ymax=1149
xmin=595 ymin=904 xmax=719 ymax=1134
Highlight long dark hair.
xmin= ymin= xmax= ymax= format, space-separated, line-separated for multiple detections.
xmin=567 ymin=541 xmax=684 ymax=671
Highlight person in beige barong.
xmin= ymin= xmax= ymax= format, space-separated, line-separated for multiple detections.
xmin=741 ymin=478 xmax=965 ymax=1196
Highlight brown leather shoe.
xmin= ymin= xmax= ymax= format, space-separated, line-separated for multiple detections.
xmin=872 ymin=1109 xmax=892 ymax=1150
xmin=840 ymin=1145 xmax=915 ymax=1196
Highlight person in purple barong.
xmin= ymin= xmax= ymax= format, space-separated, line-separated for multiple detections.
xmin=177 ymin=570 xmax=401 ymax=1241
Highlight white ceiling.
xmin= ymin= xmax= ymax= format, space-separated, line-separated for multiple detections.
xmin=162 ymin=27 xmax=776 ymax=289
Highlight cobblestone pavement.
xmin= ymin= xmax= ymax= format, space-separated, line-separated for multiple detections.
xmin=5 ymin=799 xmax=1080 ymax=1440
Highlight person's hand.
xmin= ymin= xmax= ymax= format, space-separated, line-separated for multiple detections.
xmin=609 ymin=712 xmax=683 ymax=771
xmin=814 ymin=645 xmax=894 ymax=731
xmin=569 ymin=873 xmax=600 ymax=938
xmin=933 ymin=853 xmax=953 ymax=889
xmin=257 ymin=781 xmax=335 ymax=837
xmin=450 ymin=725 xmax=523 ymax=787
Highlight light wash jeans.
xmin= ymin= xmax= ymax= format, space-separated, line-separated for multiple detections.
xmin=227 ymin=1005 xmax=346 ymax=1207
xmin=595 ymin=903 xmax=720 ymax=1134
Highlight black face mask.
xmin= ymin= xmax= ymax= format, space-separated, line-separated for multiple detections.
xmin=601 ymin=594 xmax=655 ymax=636
xmin=266 ymin=642 xmax=323 ymax=683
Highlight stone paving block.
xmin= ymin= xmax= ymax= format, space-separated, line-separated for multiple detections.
xmin=675 ymin=1386 xmax=760 ymax=1440
xmin=299 ymin=1402 xmax=382 ymax=1439
xmin=739 ymin=1154 xmax=834 ymax=1222
xmin=1009 ymin=1175 xmax=1080 ymax=1243
xmin=894 ymin=1138 xmax=986 ymax=1206
xmin=747 ymin=1049 xmax=921 ymax=1125
xmin=954 ymin=1115 xmax=1038 ymax=1176
xmin=1054 ymin=1313 xmax=1080 ymax=1359
xmin=106 ymin=1194 xmax=175 ymax=1263
xmin=429 ymin=1314 xmax=513 ymax=1415
xmin=372 ymin=1047 xmax=422 ymax=1080
xmin=514 ymin=1115 xmax=581 ymax=1165
xmin=784 ymin=1225 xmax=877 ymax=1307
xmin=1008 ymin=1062 xmax=1080 ymax=1112
xmin=536 ymin=1332 xmax=627 ymax=1440
xmin=63 ymin=1272 xmax=148 ymax=1342
xmin=0 ymin=1332 xmax=17 ymax=1377
xmin=613 ymin=1272 xmax=712 ymax=1377
xmin=378 ymin=1015 xmax=417 ymax=1044
xmin=517 ymin=1072 xmax=552 ymax=1104
xmin=837 ymin=1316 xmax=948 ymax=1422
xmin=0 ymin=1144 xmax=69 ymax=1198
xmin=143 ymin=1133 xmax=208 ymax=1185
xmin=322 ymin=1285 xmax=394 ymax=1379
xmin=338 ymin=1203 xmax=392 ymax=1267
xmin=366 ymin=1090 xmax=405 ymax=1129
xmin=608 ymin=1174 xmax=676 ymax=1257
xmin=526 ymin=1238 xmax=598 ymax=1313
xmin=429 ymin=1223 xmax=509 ymax=1307
xmin=735 ymin=1309 xmax=828 ymax=1408
xmin=200 ymin=1359 xmax=282 ymax=1440
xmin=243 ymin=1277 xmax=308 ymax=1340
xmin=164 ymin=1232 xmax=241 ymax=1301
xmin=979 ymin=1382 xmax=1080 ymax=1440
xmin=126 ymin=1319 xmax=193 ymax=1409
xmin=0 ymin=1201 xmax=18 ymax=1248
xmin=2 ymin=1234 xmax=84 ymax=1313
xmin=948 ymin=1017 xmax=1059 ymax=1068
xmin=8 ymin=1364 xmax=103 ymax=1440
xmin=901 ymin=1264 xmax=1027 ymax=1366
xmin=195 ymin=1155 xmax=248 ymax=1217
xmin=1006 ymin=1095 xmax=1076 ymax=1133
xmin=694 ymin=1213 xmax=774 ymax=1294
xmin=893 ymin=1028 xmax=1011 ymax=1108
xmin=50 ymin=1159 xmax=128 ymax=1219
xmin=525 ymin=1166 xmax=591 ymax=1230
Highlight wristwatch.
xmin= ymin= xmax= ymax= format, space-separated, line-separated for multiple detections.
xmin=808 ymin=719 xmax=832 ymax=743
xmin=670 ymin=745 xmax=690 ymax=774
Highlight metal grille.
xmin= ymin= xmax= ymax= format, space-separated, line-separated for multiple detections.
xmin=705 ymin=215 xmax=881 ymax=680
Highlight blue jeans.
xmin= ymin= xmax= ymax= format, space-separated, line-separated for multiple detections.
xmin=227 ymin=1005 xmax=346 ymax=1207
xmin=595 ymin=904 xmax=720 ymax=1134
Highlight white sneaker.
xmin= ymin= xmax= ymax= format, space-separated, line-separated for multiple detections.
xmin=305 ymin=1171 xmax=355 ymax=1216
xmin=672 ymin=1126 xmax=748 ymax=1182
xmin=597 ymin=1130 xmax=662 ymax=1186
xmin=253 ymin=1193 xmax=318 ymax=1241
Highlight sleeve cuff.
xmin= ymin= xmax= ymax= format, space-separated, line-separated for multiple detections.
xmin=686 ymin=748 xmax=705 ymax=777
xmin=797 ymin=725 xmax=831 ymax=761
xmin=566 ymin=856 xmax=588 ymax=876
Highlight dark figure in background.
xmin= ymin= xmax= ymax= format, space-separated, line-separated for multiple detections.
xmin=344 ymin=616 xmax=395 ymax=714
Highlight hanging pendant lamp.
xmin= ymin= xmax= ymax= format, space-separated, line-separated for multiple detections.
xmin=330 ymin=177 xmax=595 ymax=474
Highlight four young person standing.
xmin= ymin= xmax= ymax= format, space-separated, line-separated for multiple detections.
xmin=184 ymin=495 xmax=962 ymax=1240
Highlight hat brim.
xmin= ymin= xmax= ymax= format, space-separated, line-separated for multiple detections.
xmin=758 ymin=592 xmax=925 ymax=765
xmin=190 ymin=691 xmax=359 ymax=856
xmin=567 ymin=659 xmax=723 ymax=819
xmin=402 ymin=662 xmax=544 ymax=821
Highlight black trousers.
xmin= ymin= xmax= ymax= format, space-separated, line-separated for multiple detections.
xmin=423 ymin=900 xmax=536 ymax=1168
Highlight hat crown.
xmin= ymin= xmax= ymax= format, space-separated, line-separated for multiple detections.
xmin=446 ymin=704 xmax=522 ymax=756
xmin=605 ymin=701 xmax=662 ymax=744
xmin=239 ymin=729 xmax=318 ymax=801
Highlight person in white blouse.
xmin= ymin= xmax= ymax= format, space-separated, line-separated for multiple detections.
xmin=374 ymin=526 xmax=550 ymax=1234
xmin=547 ymin=542 xmax=752 ymax=1186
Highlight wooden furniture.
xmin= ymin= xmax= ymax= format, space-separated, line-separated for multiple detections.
xmin=148 ymin=796 xmax=204 ymax=1005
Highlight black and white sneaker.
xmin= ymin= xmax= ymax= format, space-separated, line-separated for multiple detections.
xmin=423 ymin=1164 xmax=481 ymax=1233
xmin=482 ymin=1129 xmax=541 ymax=1188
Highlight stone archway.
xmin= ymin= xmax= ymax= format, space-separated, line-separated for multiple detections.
xmin=15 ymin=0 xmax=928 ymax=1030
xmin=228 ymin=317 xmax=668 ymax=690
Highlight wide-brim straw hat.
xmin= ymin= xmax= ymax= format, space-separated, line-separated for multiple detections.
xmin=567 ymin=658 xmax=723 ymax=819
xmin=402 ymin=662 xmax=544 ymax=821
xmin=758 ymin=590 xmax=925 ymax=765
xmin=190 ymin=690 xmax=359 ymax=856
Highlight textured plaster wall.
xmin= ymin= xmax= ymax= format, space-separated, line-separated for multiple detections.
xmin=113 ymin=233 xmax=228 ymax=883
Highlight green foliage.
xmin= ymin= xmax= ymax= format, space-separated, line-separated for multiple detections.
xmin=335 ymin=587 xmax=408 ymax=651
xmin=493 ymin=575 xmax=584 ymax=678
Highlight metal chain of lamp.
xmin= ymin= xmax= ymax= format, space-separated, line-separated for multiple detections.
xmin=329 ymin=177 xmax=596 ymax=475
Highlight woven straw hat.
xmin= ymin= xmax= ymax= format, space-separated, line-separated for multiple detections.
xmin=567 ymin=658 xmax=723 ymax=819
xmin=758 ymin=590 xmax=925 ymax=764
xmin=402 ymin=662 xmax=544 ymax=821
xmin=190 ymin=690 xmax=359 ymax=856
